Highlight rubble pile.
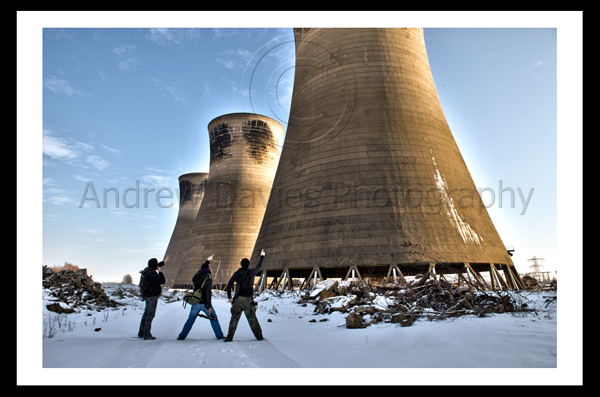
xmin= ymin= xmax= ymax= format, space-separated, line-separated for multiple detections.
xmin=294 ymin=276 xmax=537 ymax=329
xmin=103 ymin=282 xmax=184 ymax=305
xmin=43 ymin=266 xmax=121 ymax=313
xmin=521 ymin=275 xmax=557 ymax=290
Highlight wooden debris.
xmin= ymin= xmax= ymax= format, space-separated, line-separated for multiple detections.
xmin=345 ymin=312 xmax=363 ymax=329
xmin=45 ymin=303 xmax=75 ymax=314
xmin=42 ymin=265 xmax=121 ymax=312
xmin=297 ymin=275 xmax=544 ymax=329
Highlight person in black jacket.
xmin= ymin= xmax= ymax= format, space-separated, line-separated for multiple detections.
xmin=223 ymin=249 xmax=265 ymax=342
xmin=138 ymin=255 xmax=169 ymax=340
xmin=177 ymin=255 xmax=225 ymax=340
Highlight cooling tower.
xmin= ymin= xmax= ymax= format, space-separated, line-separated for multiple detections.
xmin=249 ymin=28 xmax=519 ymax=287
xmin=162 ymin=172 xmax=208 ymax=287
xmin=172 ymin=113 xmax=285 ymax=288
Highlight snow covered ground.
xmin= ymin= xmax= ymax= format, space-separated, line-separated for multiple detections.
xmin=28 ymin=283 xmax=580 ymax=385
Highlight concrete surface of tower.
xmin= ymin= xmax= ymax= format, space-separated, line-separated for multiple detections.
xmin=172 ymin=113 xmax=284 ymax=288
xmin=250 ymin=28 xmax=518 ymax=284
xmin=161 ymin=172 xmax=208 ymax=287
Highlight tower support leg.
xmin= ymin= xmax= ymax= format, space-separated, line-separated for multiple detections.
xmin=274 ymin=268 xmax=293 ymax=291
xmin=303 ymin=266 xmax=323 ymax=289
xmin=343 ymin=265 xmax=362 ymax=282
xmin=384 ymin=264 xmax=407 ymax=285
xmin=257 ymin=271 xmax=267 ymax=294
xmin=464 ymin=263 xmax=491 ymax=290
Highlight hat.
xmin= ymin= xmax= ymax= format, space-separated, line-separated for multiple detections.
xmin=148 ymin=258 xmax=158 ymax=270
xmin=200 ymin=262 xmax=211 ymax=273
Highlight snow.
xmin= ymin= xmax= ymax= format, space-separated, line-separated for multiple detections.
xmin=28 ymin=283 xmax=580 ymax=385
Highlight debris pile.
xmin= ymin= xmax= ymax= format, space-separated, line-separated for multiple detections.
xmin=43 ymin=265 xmax=121 ymax=313
xmin=103 ymin=282 xmax=184 ymax=305
xmin=293 ymin=276 xmax=537 ymax=329
xmin=521 ymin=275 xmax=557 ymax=291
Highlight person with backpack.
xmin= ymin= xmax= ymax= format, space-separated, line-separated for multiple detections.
xmin=223 ymin=249 xmax=265 ymax=342
xmin=138 ymin=255 xmax=169 ymax=340
xmin=177 ymin=254 xmax=225 ymax=340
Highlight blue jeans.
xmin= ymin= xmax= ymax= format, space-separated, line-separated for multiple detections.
xmin=178 ymin=303 xmax=224 ymax=340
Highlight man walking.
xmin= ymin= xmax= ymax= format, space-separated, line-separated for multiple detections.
xmin=177 ymin=254 xmax=225 ymax=340
xmin=224 ymin=249 xmax=265 ymax=342
xmin=138 ymin=255 xmax=169 ymax=340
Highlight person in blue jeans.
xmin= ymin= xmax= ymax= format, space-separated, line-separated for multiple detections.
xmin=177 ymin=255 xmax=224 ymax=340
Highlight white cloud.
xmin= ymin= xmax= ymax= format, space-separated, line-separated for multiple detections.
xmin=218 ymin=58 xmax=236 ymax=69
xmin=151 ymin=78 xmax=187 ymax=103
xmin=145 ymin=28 xmax=202 ymax=46
xmin=112 ymin=44 xmax=139 ymax=72
xmin=43 ymin=129 xmax=93 ymax=162
xmin=44 ymin=187 xmax=76 ymax=206
xmin=100 ymin=144 xmax=124 ymax=155
xmin=212 ymin=28 xmax=267 ymax=41
xmin=43 ymin=129 xmax=110 ymax=171
xmin=217 ymin=48 xmax=253 ymax=69
xmin=141 ymin=173 xmax=173 ymax=187
xmin=200 ymin=81 xmax=211 ymax=98
xmin=212 ymin=28 xmax=237 ymax=39
xmin=118 ymin=58 xmax=138 ymax=72
xmin=113 ymin=44 xmax=136 ymax=55
xmin=85 ymin=155 xmax=110 ymax=171
xmin=74 ymin=175 xmax=90 ymax=183
xmin=43 ymin=133 xmax=79 ymax=161
xmin=43 ymin=213 xmax=60 ymax=222
xmin=44 ymin=75 xmax=84 ymax=97
xmin=109 ymin=209 xmax=159 ymax=221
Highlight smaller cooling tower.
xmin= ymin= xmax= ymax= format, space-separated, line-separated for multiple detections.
xmin=172 ymin=113 xmax=285 ymax=288
xmin=161 ymin=172 xmax=208 ymax=287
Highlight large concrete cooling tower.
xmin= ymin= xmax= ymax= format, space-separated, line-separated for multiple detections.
xmin=249 ymin=28 xmax=521 ymax=289
xmin=172 ymin=113 xmax=285 ymax=288
xmin=161 ymin=172 xmax=208 ymax=287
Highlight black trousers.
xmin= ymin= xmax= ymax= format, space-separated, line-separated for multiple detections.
xmin=138 ymin=296 xmax=158 ymax=338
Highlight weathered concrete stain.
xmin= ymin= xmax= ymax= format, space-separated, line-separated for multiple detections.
xmin=209 ymin=122 xmax=233 ymax=164
xmin=242 ymin=119 xmax=275 ymax=164
xmin=179 ymin=179 xmax=195 ymax=205
xmin=179 ymin=177 xmax=208 ymax=206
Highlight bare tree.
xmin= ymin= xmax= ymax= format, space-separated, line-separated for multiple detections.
xmin=50 ymin=261 xmax=79 ymax=273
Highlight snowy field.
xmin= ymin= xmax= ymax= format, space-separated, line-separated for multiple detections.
xmin=28 ymin=284 xmax=580 ymax=386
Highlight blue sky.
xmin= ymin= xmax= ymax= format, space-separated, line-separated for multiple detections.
xmin=18 ymin=12 xmax=581 ymax=285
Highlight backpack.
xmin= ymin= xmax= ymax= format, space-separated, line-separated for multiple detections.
xmin=237 ymin=269 xmax=253 ymax=296
xmin=182 ymin=276 xmax=209 ymax=308
xmin=139 ymin=268 xmax=152 ymax=299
